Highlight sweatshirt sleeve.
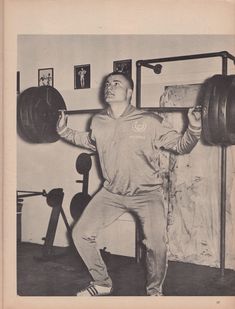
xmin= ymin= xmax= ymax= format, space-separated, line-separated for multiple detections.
xmin=57 ymin=127 xmax=96 ymax=151
xmin=57 ymin=118 xmax=96 ymax=151
xmin=153 ymin=116 xmax=201 ymax=155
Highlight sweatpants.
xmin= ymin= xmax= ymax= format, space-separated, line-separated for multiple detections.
xmin=72 ymin=186 xmax=168 ymax=296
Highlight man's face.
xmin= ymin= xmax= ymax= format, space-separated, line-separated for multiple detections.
xmin=104 ymin=74 xmax=132 ymax=104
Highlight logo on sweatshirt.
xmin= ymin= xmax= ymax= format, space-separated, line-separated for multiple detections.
xmin=131 ymin=120 xmax=147 ymax=133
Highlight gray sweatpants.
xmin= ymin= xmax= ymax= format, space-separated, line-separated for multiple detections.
xmin=72 ymin=187 xmax=168 ymax=296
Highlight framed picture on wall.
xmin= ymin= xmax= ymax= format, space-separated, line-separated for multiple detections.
xmin=159 ymin=83 xmax=201 ymax=108
xmin=38 ymin=68 xmax=54 ymax=87
xmin=113 ymin=59 xmax=132 ymax=78
xmin=74 ymin=64 xmax=91 ymax=89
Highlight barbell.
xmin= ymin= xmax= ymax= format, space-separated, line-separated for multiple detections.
xmin=17 ymin=74 xmax=235 ymax=145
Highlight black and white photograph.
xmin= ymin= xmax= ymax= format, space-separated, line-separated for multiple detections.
xmin=3 ymin=2 xmax=235 ymax=309
xmin=38 ymin=68 xmax=54 ymax=87
xmin=113 ymin=59 xmax=132 ymax=78
xmin=74 ymin=64 xmax=90 ymax=89
xmin=15 ymin=34 xmax=235 ymax=299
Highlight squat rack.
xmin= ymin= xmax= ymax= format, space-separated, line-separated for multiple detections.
xmin=136 ymin=51 xmax=235 ymax=277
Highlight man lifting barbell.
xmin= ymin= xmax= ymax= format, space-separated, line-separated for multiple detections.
xmin=56 ymin=71 xmax=201 ymax=296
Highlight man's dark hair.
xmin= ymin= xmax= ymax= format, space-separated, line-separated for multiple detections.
xmin=106 ymin=71 xmax=134 ymax=90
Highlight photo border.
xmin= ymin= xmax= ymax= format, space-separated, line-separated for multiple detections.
xmin=74 ymin=64 xmax=91 ymax=90
xmin=38 ymin=68 xmax=54 ymax=87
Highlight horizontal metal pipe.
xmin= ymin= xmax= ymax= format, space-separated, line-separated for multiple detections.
xmin=224 ymin=51 xmax=235 ymax=61
xmin=17 ymin=190 xmax=46 ymax=194
xmin=17 ymin=192 xmax=46 ymax=198
xmin=141 ymin=63 xmax=156 ymax=70
xmin=139 ymin=51 xmax=235 ymax=65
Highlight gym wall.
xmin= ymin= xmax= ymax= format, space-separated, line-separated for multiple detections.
xmin=17 ymin=35 xmax=235 ymax=268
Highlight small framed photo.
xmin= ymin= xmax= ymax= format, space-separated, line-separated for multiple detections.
xmin=38 ymin=68 xmax=54 ymax=87
xmin=74 ymin=64 xmax=91 ymax=89
xmin=113 ymin=59 xmax=132 ymax=78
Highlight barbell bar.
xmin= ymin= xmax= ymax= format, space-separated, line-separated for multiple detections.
xmin=17 ymin=74 xmax=235 ymax=145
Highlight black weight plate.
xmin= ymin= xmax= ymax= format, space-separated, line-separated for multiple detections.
xmin=17 ymin=86 xmax=67 ymax=143
xmin=227 ymin=88 xmax=235 ymax=134
xmin=201 ymin=75 xmax=235 ymax=145
xmin=33 ymin=88 xmax=55 ymax=143
xmin=209 ymin=75 xmax=229 ymax=144
xmin=17 ymin=88 xmax=31 ymax=141
xmin=76 ymin=153 xmax=92 ymax=175
xmin=70 ymin=192 xmax=91 ymax=221
xmin=201 ymin=76 xmax=216 ymax=145
xmin=207 ymin=76 xmax=221 ymax=144
xmin=18 ymin=87 xmax=47 ymax=142
xmin=27 ymin=90 xmax=43 ymax=142
xmin=218 ymin=75 xmax=235 ymax=145
xmin=17 ymin=87 xmax=40 ymax=143
xmin=17 ymin=91 xmax=30 ymax=141
xmin=46 ymin=188 xmax=64 ymax=207
xmin=36 ymin=86 xmax=67 ymax=142
xmin=226 ymin=76 xmax=235 ymax=144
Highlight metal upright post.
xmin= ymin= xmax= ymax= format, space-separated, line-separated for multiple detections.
xmin=220 ymin=54 xmax=228 ymax=277
xmin=42 ymin=188 xmax=64 ymax=259
xmin=220 ymin=144 xmax=227 ymax=277
xmin=135 ymin=51 xmax=235 ymax=274
xmin=135 ymin=60 xmax=143 ymax=262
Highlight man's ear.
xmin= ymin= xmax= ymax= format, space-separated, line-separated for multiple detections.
xmin=127 ymin=88 xmax=133 ymax=100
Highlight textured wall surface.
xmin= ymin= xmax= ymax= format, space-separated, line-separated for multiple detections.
xmin=160 ymin=86 xmax=235 ymax=270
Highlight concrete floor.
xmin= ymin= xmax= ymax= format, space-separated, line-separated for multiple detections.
xmin=17 ymin=242 xmax=235 ymax=296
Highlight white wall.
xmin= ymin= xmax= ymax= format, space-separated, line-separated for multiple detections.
xmin=17 ymin=35 xmax=235 ymax=266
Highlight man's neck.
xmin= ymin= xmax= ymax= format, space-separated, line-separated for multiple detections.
xmin=108 ymin=101 xmax=130 ymax=118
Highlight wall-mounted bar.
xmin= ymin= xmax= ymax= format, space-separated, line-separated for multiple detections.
xmin=136 ymin=51 xmax=235 ymax=278
xmin=136 ymin=51 xmax=235 ymax=109
xmin=138 ymin=51 xmax=235 ymax=66
xmin=220 ymin=53 xmax=228 ymax=277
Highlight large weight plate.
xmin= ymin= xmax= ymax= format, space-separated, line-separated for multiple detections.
xmin=227 ymin=87 xmax=235 ymax=134
xmin=210 ymin=75 xmax=232 ymax=145
xmin=76 ymin=153 xmax=92 ymax=175
xmin=46 ymin=188 xmax=64 ymax=207
xmin=226 ymin=76 xmax=235 ymax=144
xmin=70 ymin=192 xmax=91 ymax=221
xmin=201 ymin=74 xmax=235 ymax=145
xmin=207 ymin=75 xmax=223 ymax=144
xmin=201 ymin=76 xmax=216 ymax=145
xmin=27 ymin=92 xmax=43 ymax=142
xmin=218 ymin=75 xmax=235 ymax=145
xmin=37 ymin=86 xmax=67 ymax=142
xmin=17 ymin=87 xmax=40 ymax=142
xmin=17 ymin=86 xmax=67 ymax=143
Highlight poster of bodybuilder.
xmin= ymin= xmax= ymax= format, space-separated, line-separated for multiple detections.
xmin=2 ymin=1 xmax=235 ymax=309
